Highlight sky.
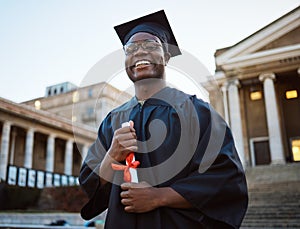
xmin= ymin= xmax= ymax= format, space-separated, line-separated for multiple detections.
xmin=0 ymin=0 xmax=299 ymax=103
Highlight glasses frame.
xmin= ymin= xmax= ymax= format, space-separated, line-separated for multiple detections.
xmin=123 ymin=39 xmax=163 ymax=56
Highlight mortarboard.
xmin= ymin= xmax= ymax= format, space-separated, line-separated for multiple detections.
xmin=114 ymin=10 xmax=181 ymax=57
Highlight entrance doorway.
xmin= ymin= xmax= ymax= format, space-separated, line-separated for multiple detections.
xmin=250 ymin=137 xmax=271 ymax=165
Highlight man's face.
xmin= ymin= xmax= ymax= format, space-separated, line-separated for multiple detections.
xmin=124 ymin=32 xmax=170 ymax=83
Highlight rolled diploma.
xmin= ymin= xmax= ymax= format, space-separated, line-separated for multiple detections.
xmin=122 ymin=122 xmax=139 ymax=183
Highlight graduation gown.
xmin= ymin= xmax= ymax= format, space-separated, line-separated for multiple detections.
xmin=79 ymin=87 xmax=248 ymax=229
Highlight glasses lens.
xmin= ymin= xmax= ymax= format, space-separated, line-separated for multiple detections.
xmin=124 ymin=43 xmax=138 ymax=55
xmin=143 ymin=41 xmax=161 ymax=51
xmin=124 ymin=40 xmax=162 ymax=55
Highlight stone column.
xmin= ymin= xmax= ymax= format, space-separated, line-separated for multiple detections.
xmin=81 ymin=144 xmax=89 ymax=165
xmin=46 ymin=134 xmax=55 ymax=172
xmin=98 ymin=99 xmax=107 ymax=126
xmin=259 ymin=73 xmax=285 ymax=164
xmin=227 ymin=79 xmax=245 ymax=166
xmin=9 ymin=129 xmax=17 ymax=164
xmin=24 ymin=128 xmax=34 ymax=168
xmin=0 ymin=122 xmax=11 ymax=180
xmin=64 ymin=139 xmax=73 ymax=175
xmin=221 ymin=82 xmax=229 ymax=124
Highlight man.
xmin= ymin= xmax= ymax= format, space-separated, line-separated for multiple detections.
xmin=79 ymin=10 xmax=248 ymax=228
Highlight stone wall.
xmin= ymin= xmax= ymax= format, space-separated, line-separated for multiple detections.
xmin=0 ymin=183 xmax=88 ymax=213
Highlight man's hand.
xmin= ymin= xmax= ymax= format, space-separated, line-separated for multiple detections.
xmin=99 ymin=121 xmax=137 ymax=184
xmin=120 ymin=182 xmax=160 ymax=213
xmin=120 ymin=181 xmax=193 ymax=213
xmin=108 ymin=120 xmax=137 ymax=162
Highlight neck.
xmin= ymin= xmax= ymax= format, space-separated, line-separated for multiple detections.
xmin=134 ymin=78 xmax=166 ymax=100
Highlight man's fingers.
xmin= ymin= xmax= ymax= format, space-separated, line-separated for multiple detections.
xmin=121 ymin=139 xmax=137 ymax=148
xmin=121 ymin=182 xmax=133 ymax=190
xmin=120 ymin=190 xmax=130 ymax=198
xmin=129 ymin=120 xmax=134 ymax=128
xmin=124 ymin=205 xmax=135 ymax=212
xmin=115 ymin=127 xmax=136 ymax=139
xmin=121 ymin=182 xmax=151 ymax=190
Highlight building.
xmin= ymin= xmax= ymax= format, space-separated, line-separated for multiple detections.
xmin=23 ymin=82 xmax=131 ymax=128
xmin=0 ymin=97 xmax=96 ymax=188
xmin=1 ymin=6 xmax=299 ymax=193
xmin=212 ymin=6 xmax=300 ymax=167
xmin=45 ymin=82 xmax=77 ymax=97
xmin=0 ymin=82 xmax=130 ymax=190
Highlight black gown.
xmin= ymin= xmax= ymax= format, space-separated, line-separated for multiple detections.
xmin=79 ymin=87 xmax=248 ymax=229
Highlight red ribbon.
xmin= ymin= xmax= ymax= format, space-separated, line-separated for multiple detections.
xmin=111 ymin=153 xmax=140 ymax=182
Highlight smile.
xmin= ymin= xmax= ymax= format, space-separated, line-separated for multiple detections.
xmin=135 ymin=60 xmax=152 ymax=68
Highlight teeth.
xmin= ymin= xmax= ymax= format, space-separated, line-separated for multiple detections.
xmin=135 ymin=60 xmax=151 ymax=67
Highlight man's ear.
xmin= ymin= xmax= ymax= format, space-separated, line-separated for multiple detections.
xmin=164 ymin=52 xmax=171 ymax=65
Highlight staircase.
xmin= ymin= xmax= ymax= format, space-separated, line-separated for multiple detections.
xmin=241 ymin=163 xmax=300 ymax=228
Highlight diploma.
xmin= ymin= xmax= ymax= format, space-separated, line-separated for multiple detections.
xmin=122 ymin=122 xmax=139 ymax=183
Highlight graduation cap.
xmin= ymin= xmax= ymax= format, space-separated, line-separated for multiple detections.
xmin=114 ymin=10 xmax=181 ymax=57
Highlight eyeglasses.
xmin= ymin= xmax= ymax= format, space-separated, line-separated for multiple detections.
xmin=124 ymin=40 xmax=163 ymax=55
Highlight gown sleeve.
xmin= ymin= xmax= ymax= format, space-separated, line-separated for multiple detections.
xmin=170 ymin=96 xmax=248 ymax=228
xmin=79 ymin=115 xmax=113 ymax=220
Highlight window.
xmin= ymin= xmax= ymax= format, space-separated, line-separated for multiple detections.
xmin=88 ymin=88 xmax=93 ymax=98
xmin=72 ymin=116 xmax=77 ymax=122
xmin=72 ymin=91 xmax=79 ymax=103
xmin=286 ymin=90 xmax=298 ymax=99
xmin=249 ymin=85 xmax=262 ymax=101
xmin=250 ymin=91 xmax=262 ymax=101
xmin=87 ymin=107 xmax=94 ymax=116
xmin=291 ymin=138 xmax=300 ymax=161
xmin=34 ymin=100 xmax=41 ymax=110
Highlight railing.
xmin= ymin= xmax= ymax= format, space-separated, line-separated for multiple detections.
xmin=5 ymin=165 xmax=79 ymax=189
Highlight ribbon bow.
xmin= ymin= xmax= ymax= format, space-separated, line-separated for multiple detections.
xmin=111 ymin=153 xmax=140 ymax=182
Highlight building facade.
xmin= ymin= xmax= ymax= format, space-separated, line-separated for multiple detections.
xmin=211 ymin=6 xmax=300 ymax=167
xmin=23 ymin=82 xmax=131 ymax=129
xmin=1 ymin=7 xmax=299 ymax=192
xmin=0 ymin=82 xmax=130 ymax=189
xmin=0 ymin=97 xmax=96 ymax=188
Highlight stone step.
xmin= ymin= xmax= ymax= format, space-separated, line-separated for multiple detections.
xmin=241 ymin=218 xmax=300 ymax=227
xmin=245 ymin=205 xmax=300 ymax=210
xmin=243 ymin=164 xmax=300 ymax=228
xmin=0 ymin=212 xmax=91 ymax=226
xmin=244 ymin=213 xmax=300 ymax=218
xmin=243 ymin=215 xmax=300 ymax=220
xmin=0 ymin=212 xmax=106 ymax=228
xmin=245 ymin=164 xmax=300 ymax=186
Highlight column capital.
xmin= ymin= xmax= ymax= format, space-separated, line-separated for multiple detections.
xmin=66 ymin=138 xmax=74 ymax=143
xmin=221 ymin=82 xmax=228 ymax=92
xmin=27 ymin=128 xmax=35 ymax=133
xmin=3 ymin=121 xmax=12 ymax=128
xmin=259 ymin=72 xmax=275 ymax=82
xmin=48 ymin=134 xmax=56 ymax=139
xmin=228 ymin=79 xmax=240 ymax=88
